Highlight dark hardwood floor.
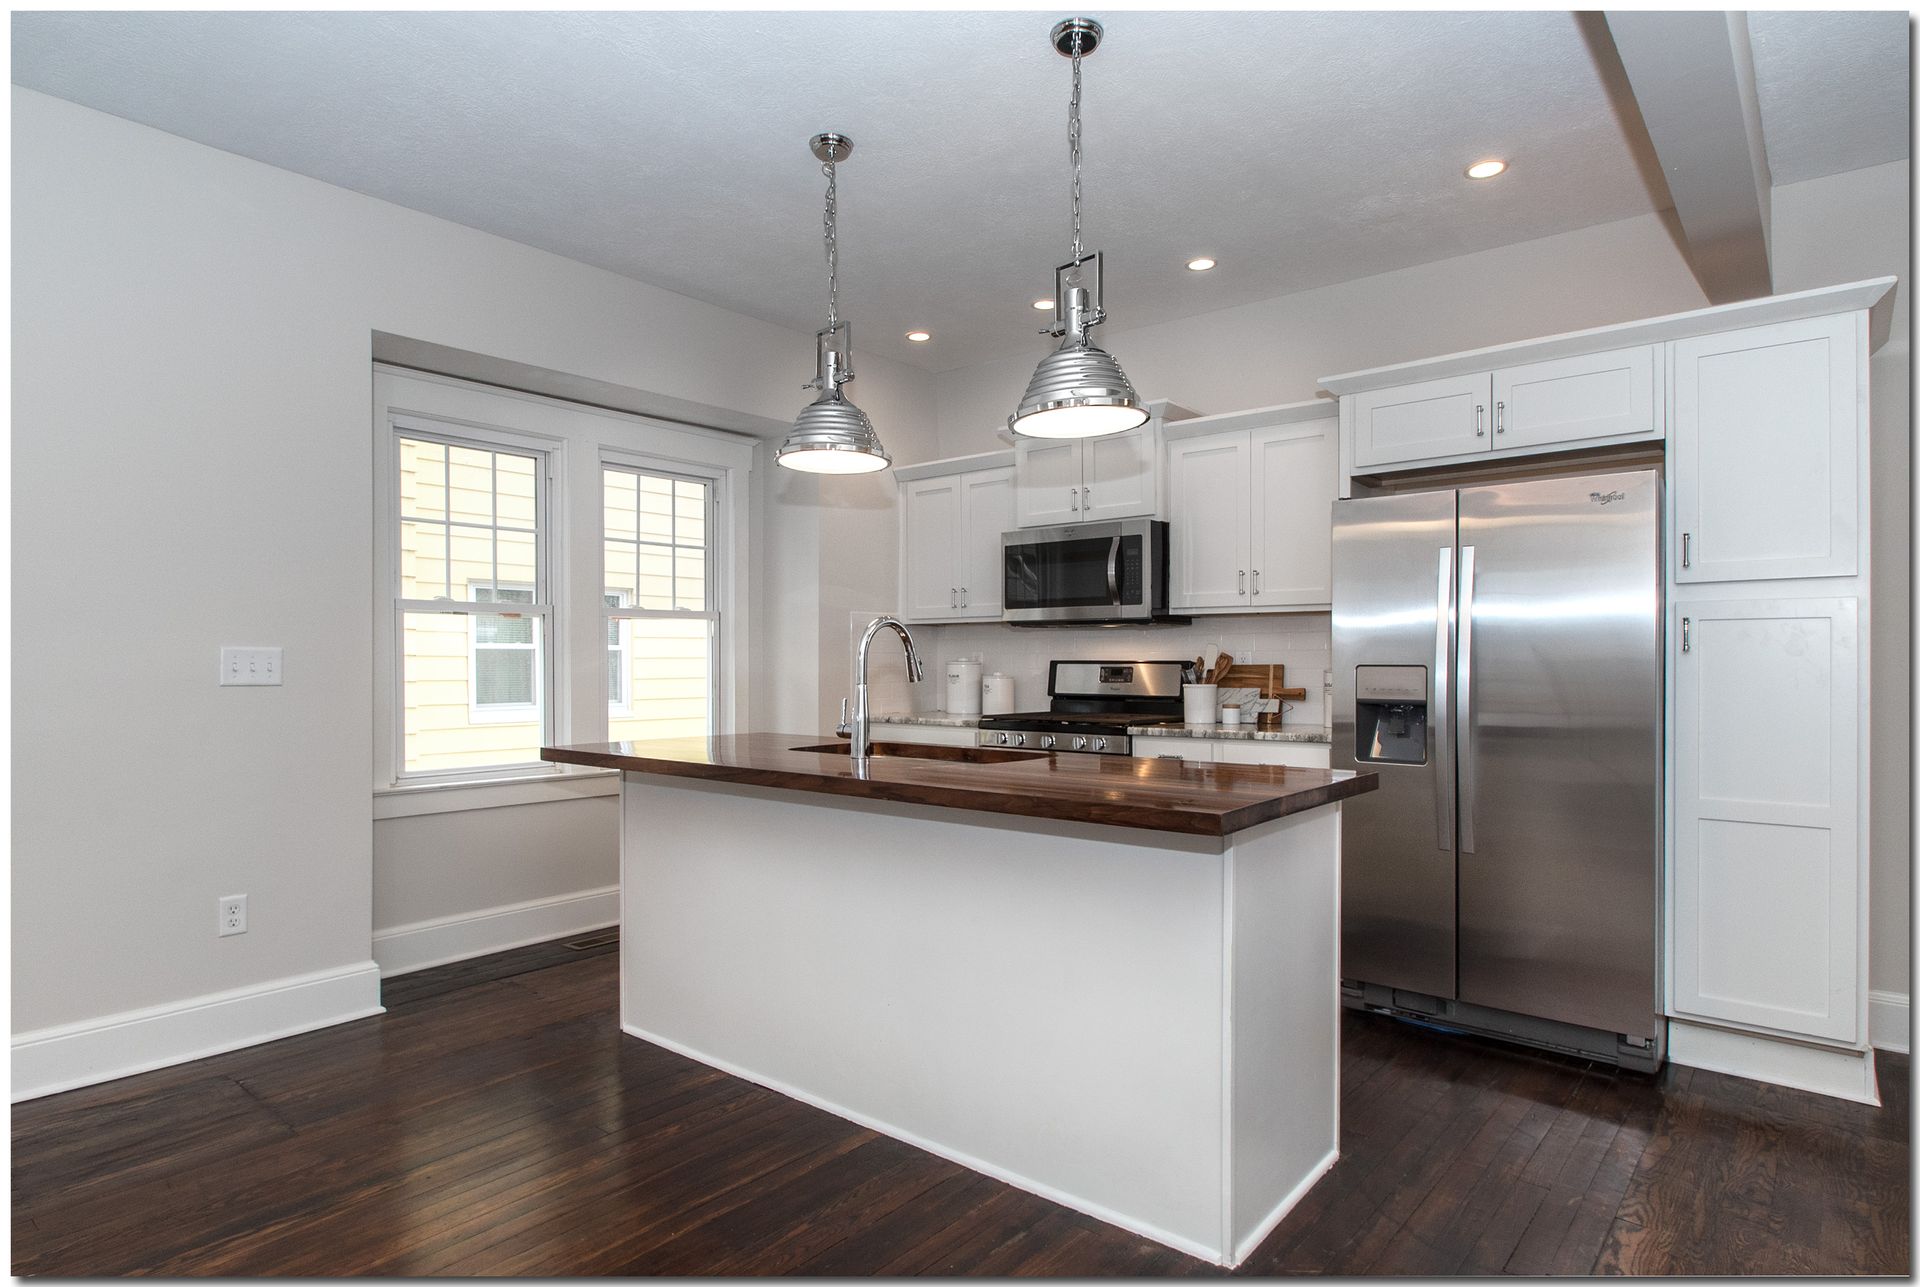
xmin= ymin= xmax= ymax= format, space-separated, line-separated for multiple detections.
xmin=13 ymin=936 xmax=1910 ymax=1276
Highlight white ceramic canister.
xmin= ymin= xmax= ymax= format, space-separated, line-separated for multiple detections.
xmin=946 ymin=659 xmax=984 ymax=716
xmin=1182 ymin=683 xmax=1219 ymax=725
xmin=981 ymin=671 xmax=1015 ymax=716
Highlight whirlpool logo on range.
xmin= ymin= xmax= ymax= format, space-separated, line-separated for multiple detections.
xmin=1589 ymin=490 xmax=1627 ymax=505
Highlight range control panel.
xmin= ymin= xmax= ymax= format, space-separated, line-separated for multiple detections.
xmin=977 ymin=730 xmax=1131 ymax=756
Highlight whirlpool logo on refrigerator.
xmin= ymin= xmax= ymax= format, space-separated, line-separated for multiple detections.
xmin=1589 ymin=490 xmax=1627 ymax=505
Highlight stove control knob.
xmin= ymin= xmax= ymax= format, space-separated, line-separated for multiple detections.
xmin=1091 ymin=737 xmax=1108 ymax=753
xmin=1039 ymin=734 xmax=1056 ymax=750
xmin=1072 ymin=735 xmax=1089 ymax=752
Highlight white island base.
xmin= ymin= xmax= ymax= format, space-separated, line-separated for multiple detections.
xmin=617 ymin=774 xmax=1342 ymax=1267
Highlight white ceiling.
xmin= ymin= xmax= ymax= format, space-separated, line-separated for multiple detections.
xmin=11 ymin=10 xmax=1907 ymax=373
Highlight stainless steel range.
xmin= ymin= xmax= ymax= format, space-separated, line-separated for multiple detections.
xmin=976 ymin=659 xmax=1190 ymax=756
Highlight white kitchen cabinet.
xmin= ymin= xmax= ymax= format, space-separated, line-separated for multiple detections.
xmin=1249 ymin=419 xmax=1338 ymax=607
xmin=898 ymin=463 xmax=1015 ymax=623
xmin=871 ymin=724 xmax=977 ymax=748
xmin=1012 ymin=401 xmax=1191 ymax=528
xmin=1351 ymin=372 xmax=1491 ymax=469
xmin=1671 ymin=315 xmax=1861 ymax=585
xmin=1167 ymin=433 xmax=1250 ymax=609
xmin=1669 ymin=596 xmax=1861 ymax=1044
xmin=1135 ymin=740 xmax=1215 ymax=763
xmin=1214 ymin=741 xmax=1331 ymax=769
xmin=1492 ymin=345 xmax=1657 ymax=452
xmin=1013 ymin=439 xmax=1083 ymax=527
xmin=1167 ymin=405 xmax=1337 ymax=613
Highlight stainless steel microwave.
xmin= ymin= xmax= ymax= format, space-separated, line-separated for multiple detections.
xmin=1001 ymin=518 xmax=1183 ymax=625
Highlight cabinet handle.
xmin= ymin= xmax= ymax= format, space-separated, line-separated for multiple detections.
xmin=1239 ymin=569 xmax=1247 ymax=595
xmin=950 ymin=588 xmax=958 ymax=609
xmin=1475 ymin=405 xmax=1486 ymax=437
xmin=1083 ymin=485 xmax=1091 ymax=510
xmin=1070 ymin=486 xmax=1079 ymax=512
xmin=960 ymin=586 xmax=968 ymax=608
xmin=1681 ymin=617 xmax=1691 ymax=653
xmin=1495 ymin=401 xmax=1506 ymax=435
xmin=1682 ymin=532 xmax=1691 ymax=569
xmin=1252 ymin=569 xmax=1261 ymax=595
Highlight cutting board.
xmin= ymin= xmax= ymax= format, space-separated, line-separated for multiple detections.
xmin=1218 ymin=663 xmax=1307 ymax=702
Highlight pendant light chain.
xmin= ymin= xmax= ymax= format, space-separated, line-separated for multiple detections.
xmin=821 ymin=143 xmax=840 ymax=337
xmin=1068 ymin=40 xmax=1084 ymax=264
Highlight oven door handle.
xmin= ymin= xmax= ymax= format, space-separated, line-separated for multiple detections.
xmin=1106 ymin=537 xmax=1121 ymax=602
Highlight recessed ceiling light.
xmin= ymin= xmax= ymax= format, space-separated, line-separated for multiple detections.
xmin=1466 ymin=159 xmax=1507 ymax=180
xmin=905 ymin=330 xmax=932 ymax=343
xmin=1186 ymin=257 xmax=1217 ymax=272
xmin=1033 ymin=298 xmax=1055 ymax=310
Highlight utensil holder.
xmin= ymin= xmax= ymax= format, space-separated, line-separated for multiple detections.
xmin=1182 ymin=683 xmax=1219 ymax=725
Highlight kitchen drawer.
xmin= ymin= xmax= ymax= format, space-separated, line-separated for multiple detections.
xmin=1214 ymin=741 xmax=1330 ymax=769
xmin=1133 ymin=741 xmax=1215 ymax=763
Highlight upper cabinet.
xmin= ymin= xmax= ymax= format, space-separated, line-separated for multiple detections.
xmin=1348 ymin=347 xmax=1659 ymax=472
xmin=1671 ymin=314 xmax=1861 ymax=585
xmin=1013 ymin=401 xmax=1194 ymax=528
xmin=897 ymin=456 xmax=1016 ymax=624
xmin=1167 ymin=404 xmax=1337 ymax=614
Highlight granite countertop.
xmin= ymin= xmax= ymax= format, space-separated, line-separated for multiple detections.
xmin=1131 ymin=723 xmax=1333 ymax=744
xmin=542 ymin=734 xmax=1376 ymax=838
xmin=871 ymin=711 xmax=982 ymax=728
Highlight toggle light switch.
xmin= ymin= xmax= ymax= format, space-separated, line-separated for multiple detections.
xmin=219 ymin=647 xmax=283 ymax=687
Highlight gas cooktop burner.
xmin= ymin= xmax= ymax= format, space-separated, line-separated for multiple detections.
xmin=974 ymin=659 xmax=1193 ymax=755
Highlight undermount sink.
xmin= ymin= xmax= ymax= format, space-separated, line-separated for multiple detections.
xmin=791 ymin=741 xmax=1048 ymax=765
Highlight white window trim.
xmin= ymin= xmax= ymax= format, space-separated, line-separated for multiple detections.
xmin=373 ymin=366 xmax=754 ymax=813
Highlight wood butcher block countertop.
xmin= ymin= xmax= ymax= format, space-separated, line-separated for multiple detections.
xmin=542 ymin=733 xmax=1376 ymax=837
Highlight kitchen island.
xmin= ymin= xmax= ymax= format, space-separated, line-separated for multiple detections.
xmin=542 ymin=734 xmax=1376 ymax=1267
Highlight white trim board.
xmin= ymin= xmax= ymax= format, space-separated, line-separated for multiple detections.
xmin=12 ymin=961 xmax=383 ymax=1102
xmin=1668 ymin=1018 xmax=1880 ymax=1106
xmin=1869 ymin=990 xmax=1910 ymax=1055
xmin=373 ymin=885 xmax=618 ymax=977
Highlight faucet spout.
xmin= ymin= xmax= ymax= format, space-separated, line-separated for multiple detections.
xmin=850 ymin=615 xmax=923 ymax=759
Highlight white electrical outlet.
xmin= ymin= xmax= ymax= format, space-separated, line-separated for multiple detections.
xmin=218 ymin=894 xmax=248 ymax=937
xmin=219 ymin=647 xmax=282 ymax=687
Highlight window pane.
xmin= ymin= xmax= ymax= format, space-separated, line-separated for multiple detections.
xmin=637 ymin=544 xmax=674 ymax=610
xmin=674 ymin=481 xmax=707 ymax=545
xmin=448 ymin=526 xmax=494 ymax=599
xmin=497 ymin=527 xmax=537 ymax=589
xmin=605 ymin=540 xmax=637 ymax=603
xmin=399 ymin=520 xmax=449 ymax=599
xmin=609 ymin=618 xmax=711 ymax=743
xmin=402 ymin=611 xmax=544 ymax=773
xmin=607 ymin=647 xmax=624 ymax=704
xmin=638 ymin=475 xmax=674 ymax=541
xmin=675 ymin=548 xmax=707 ymax=611
xmin=399 ymin=438 xmax=448 ymax=521
xmin=495 ymin=452 xmax=537 ymax=528
xmin=447 ymin=446 xmax=495 ymax=525
xmin=604 ymin=471 xmax=638 ymax=542
xmin=474 ymin=612 xmax=533 ymax=646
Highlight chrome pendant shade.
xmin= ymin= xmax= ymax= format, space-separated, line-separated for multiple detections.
xmin=777 ymin=133 xmax=890 ymax=474
xmin=1009 ymin=19 xmax=1149 ymax=440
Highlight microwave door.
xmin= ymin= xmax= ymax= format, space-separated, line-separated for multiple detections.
xmin=1005 ymin=528 xmax=1134 ymax=622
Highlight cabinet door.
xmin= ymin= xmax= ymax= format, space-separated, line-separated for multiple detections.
xmin=1491 ymin=345 xmax=1657 ymax=451
xmin=1351 ymin=373 xmax=1493 ymax=469
xmin=1672 ymin=315 xmax=1860 ymax=584
xmin=1167 ymin=433 xmax=1251 ymax=609
xmin=900 ymin=477 xmax=962 ymax=621
xmin=1670 ymin=597 xmax=1860 ymax=1044
xmin=1014 ymin=439 xmax=1082 ymax=527
xmin=1250 ymin=418 xmax=1337 ymax=607
xmin=1215 ymin=741 xmax=1330 ymax=768
xmin=1081 ymin=425 xmax=1158 ymax=521
xmin=958 ymin=467 xmax=1015 ymax=619
xmin=1135 ymin=740 xmax=1215 ymax=763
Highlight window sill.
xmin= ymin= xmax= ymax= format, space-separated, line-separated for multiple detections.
xmin=373 ymin=768 xmax=620 ymax=819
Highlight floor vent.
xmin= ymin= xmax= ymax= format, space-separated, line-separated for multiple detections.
xmin=564 ymin=930 xmax=619 ymax=951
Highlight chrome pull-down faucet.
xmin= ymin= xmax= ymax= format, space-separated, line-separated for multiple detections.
xmin=849 ymin=616 xmax=924 ymax=758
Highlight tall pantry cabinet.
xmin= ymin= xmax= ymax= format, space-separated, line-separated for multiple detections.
xmin=1322 ymin=278 xmax=1897 ymax=1103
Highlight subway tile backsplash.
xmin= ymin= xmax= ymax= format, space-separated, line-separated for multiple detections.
xmin=888 ymin=612 xmax=1333 ymax=731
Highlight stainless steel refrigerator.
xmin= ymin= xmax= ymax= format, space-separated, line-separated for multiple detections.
xmin=1331 ymin=469 xmax=1663 ymax=1070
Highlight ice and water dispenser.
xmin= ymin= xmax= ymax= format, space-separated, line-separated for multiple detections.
xmin=1353 ymin=665 xmax=1429 ymax=765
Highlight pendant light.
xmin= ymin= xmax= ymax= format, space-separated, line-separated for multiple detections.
xmin=1009 ymin=18 xmax=1150 ymax=441
xmin=777 ymin=132 xmax=891 ymax=474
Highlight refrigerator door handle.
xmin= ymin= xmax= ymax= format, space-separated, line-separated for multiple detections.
xmin=1433 ymin=547 xmax=1455 ymax=853
xmin=1457 ymin=544 xmax=1478 ymax=854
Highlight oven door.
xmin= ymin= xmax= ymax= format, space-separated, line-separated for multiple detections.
xmin=1002 ymin=520 xmax=1155 ymax=623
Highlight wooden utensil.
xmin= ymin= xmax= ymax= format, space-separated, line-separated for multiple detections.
xmin=1207 ymin=651 xmax=1234 ymax=684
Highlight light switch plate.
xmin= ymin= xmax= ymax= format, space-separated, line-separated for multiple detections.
xmin=220 ymin=647 xmax=282 ymax=686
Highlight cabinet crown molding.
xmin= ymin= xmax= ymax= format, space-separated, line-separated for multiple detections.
xmin=1316 ymin=276 xmax=1897 ymax=397
xmin=893 ymin=449 xmax=1015 ymax=483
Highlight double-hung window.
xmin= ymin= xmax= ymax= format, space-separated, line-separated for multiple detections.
xmin=392 ymin=431 xmax=553 ymax=780
xmin=603 ymin=465 xmax=717 ymax=741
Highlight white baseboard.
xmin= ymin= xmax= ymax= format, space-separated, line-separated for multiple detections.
xmin=1869 ymin=990 xmax=1910 ymax=1054
xmin=12 ymin=960 xmax=383 ymax=1103
xmin=1668 ymin=1017 xmax=1880 ymax=1105
xmin=373 ymin=885 xmax=618 ymax=977
xmin=624 ymin=1021 xmax=1227 ymax=1266
xmin=1232 ymin=1147 xmax=1338 ymax=1266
